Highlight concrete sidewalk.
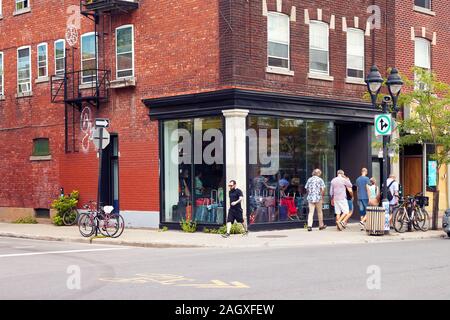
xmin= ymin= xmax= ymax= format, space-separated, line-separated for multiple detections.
xmin=0 ymin=222 xmax=447 ymax=248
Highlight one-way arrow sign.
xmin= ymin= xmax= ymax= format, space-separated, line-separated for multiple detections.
xmin=95 ymin=118 xmax=110 ymax=128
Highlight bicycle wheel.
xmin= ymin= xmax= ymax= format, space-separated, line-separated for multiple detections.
xmin=393 ymin=207 xmax=408 ymax=233
xmin=107 ymin=214 xmax=125 ymax=238
xmin=78 ymin=213 xmax=95 ymax=237
xmin=414 ymin=207 xmax=430 ymax=232
xmin=63 ymin=208 xmax=79 ymax=226
xmin=96 ymin=213 xmax=114 ymax=237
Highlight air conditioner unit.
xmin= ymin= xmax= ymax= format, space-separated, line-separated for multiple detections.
xmin=19 ymin=83 xmax=30 ymax=93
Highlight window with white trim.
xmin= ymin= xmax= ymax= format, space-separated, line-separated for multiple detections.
xmin=17 ymin=46 xmax=31 ymax=94
xmin=55 ymin=39 xmax=65 ymax=76
xmin=0 ymin=0 xmax=3 ymax=16
xmin=346 ymin=28 xmax=365 ymax=79
xmin=415 ymin=0 xmax=431 ymax=10
xmin=0 ymin=52 xmax=3 ymax=96
xmin=414 ymin=37 xmax=431 ymax=90
xmin=309 ymin=21 xmax=329 ymax=75
xmin=37 ymin=43 xmax=48 ymax=78
xmin=15 ymin=0 xmax=29 ymax=11
xmin=116 ymin=25 xmax=134 ymax=78
xmin=81 ymin=32 xmax=97 ymax=83
xmin=267 ymin=12 xmax=290 ymax=69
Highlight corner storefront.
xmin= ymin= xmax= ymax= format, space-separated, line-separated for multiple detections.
xmin=143 ymin=89 xmax=379 ymax=230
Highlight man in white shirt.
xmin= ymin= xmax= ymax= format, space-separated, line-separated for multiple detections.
xmin=385 ymin=174 xmax=399 ymax=228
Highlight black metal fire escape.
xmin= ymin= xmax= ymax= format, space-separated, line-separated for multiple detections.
xmin=50 ymin=0 xmax=139 ymax=152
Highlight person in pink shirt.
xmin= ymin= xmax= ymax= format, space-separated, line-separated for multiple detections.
xmin=330 ymin=170 xmax=352 ymax=231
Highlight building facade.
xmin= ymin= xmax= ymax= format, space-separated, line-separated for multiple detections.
xmin=0 ymin=0 xmax=446 ymax=229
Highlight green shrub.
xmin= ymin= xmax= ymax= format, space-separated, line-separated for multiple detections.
xmin=13 ymin=216 xmax=38 ymax=224
xmin=158 ymin=226 xmax=169 ymax=232
xmin=51 ymin=190 xmax=79 ymax=217
xmin=204 ymin=223 xmax=244 ymax=234
xmin=52 ymin=215 xmax=64 ymax=226
xmin=180 ymin=219 xmax=197 ymax=233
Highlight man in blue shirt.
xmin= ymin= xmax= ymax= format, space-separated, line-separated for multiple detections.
xmin=355 ymin=168 xmax=370 ymax=230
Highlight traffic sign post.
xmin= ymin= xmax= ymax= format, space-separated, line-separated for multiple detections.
xmin=95 ymin=119 xmax=110 ymax=213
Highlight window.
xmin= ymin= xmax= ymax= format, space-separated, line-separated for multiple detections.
xmin=116 ymin=25 xmax=134 ymax=78
xmin=0 ymin=0 xmax=3 ymax=16
xmin=54 ymin=39 xmax=65 ymax=76
xmin=17 ymin=46 xmax=31 ymax=94
xmin=37 ymin=43 xmax=48 ymax=78
xmin=15 ymin=0 xmax=29 ymax=11
xmin=414 ymin=37 xmax=431 ymax=90
xmin=346 ymin=29 xmax=365 ymax=79
xmin=32 ymin=138 xmax=50 ymax=156
xmin=415 ymin=0 xmax=431 ymax=9
xmin=267 ymin=12 xmax=290 ymax=69
xmin=81 ymin=32 xmax=97 ymax=83
xmin=0 ymin=52 xmax=3 ymax=96
xmin=309 ymin=21 xmax=329 ymax=75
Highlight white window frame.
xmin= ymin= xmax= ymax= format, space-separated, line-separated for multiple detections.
xmin=309 ymin=20 xmax=330 ymax=76
xmin=17 ymin=45 xmax=32 ymax=94
xmin=81 ymin=32 xmax=98 ymax=84
xmin=414 ymin=37 xmax=431 ymax=90
xmin=115 ymin=24 xmax=135 ymax=79
xmin=37 ymin=42 xmax=48 ymax=79
xmin=346 ymin=28 xmax=365 ymax=81
xmin=54 ymin=39 xmax=65 ymax=77
xmin=15 ymin=0 xmax=29 ymax=11
xmin=0 ymin=0 xmax=3 ymax=17
xmin=415 ymin=0 xmax=431 ymax=10
xmin=267 ymin=12 xmax=290 ymax=71
xmin=0 ymin=52 xmax=4 ymax=96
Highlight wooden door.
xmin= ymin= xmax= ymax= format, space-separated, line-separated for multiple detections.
xmin=402 ymin=156 xmax=423 ymax=196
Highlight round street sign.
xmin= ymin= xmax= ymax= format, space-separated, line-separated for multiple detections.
xmin=374 ymin=114 xmax=392 ymax=136
xmin=93 ymin=128 xmax=110 ymax=150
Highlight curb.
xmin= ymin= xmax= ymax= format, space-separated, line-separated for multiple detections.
xmin=0 ymin=231 xmax=446 ymax=249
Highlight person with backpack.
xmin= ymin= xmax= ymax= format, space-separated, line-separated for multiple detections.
xmin=385 ymin=174 xmax=399 ymax=228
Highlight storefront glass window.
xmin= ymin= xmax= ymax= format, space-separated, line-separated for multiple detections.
xmin=247 ymin=116 xmax=336 ymax=224
xmin=163 ymin=117 xmax=224 ymax=225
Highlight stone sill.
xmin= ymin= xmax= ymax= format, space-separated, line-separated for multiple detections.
xmin=35 ymin=77 xmax=49 ymax=84
xmin=265 ymin=67 xmax=294 ymax=76
xmin=110 ymin=76 xmax=136 ymax=89
xmin=308 ymin=73 xmax=334 ymax=82
xmin=13 ymin=7 xmax=31 ymax=16
xmin=79 ymin=83 xmax=96 ymax=90
xmin=0 ymin=15 xmax=3 ymax=20
xmin=30 ymin=155 xmax=52 ymax=161
xmin=0 ymin=95 xmax=5 ymax=101
xmin=345 ymin=77 xmax=366 ymax=85
xmin=413 ymin=6 xmax=435 ymax=16
xmin=15 ymin=92 xmax=33 ymax=98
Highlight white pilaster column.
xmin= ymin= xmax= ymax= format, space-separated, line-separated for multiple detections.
xmin=222 ymin=109 xmax=249 ymax=219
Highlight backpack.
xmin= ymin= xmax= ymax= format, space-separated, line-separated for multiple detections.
xmin=386 ymin=180 xmax=395 ymax=201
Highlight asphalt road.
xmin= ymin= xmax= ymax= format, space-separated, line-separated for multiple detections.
xmin=1 ymin=236 xmax=450 ymax=300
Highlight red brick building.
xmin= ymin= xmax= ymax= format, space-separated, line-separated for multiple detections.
xmin=0 ymin=0 xmax=446 ymax=229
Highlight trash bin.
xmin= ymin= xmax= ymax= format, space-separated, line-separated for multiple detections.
xmin=443 ymin=209 xmax=450 ymax=237
xmin=366 ymin=206 xmax=385 ymax=236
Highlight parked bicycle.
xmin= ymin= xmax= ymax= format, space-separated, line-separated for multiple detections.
xmin=392 ymin=192 xmax=430 ymax=233
xmin=78 ymin=201 xmax=125 ymax=238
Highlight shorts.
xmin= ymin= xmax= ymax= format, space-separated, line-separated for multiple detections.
xmin=227 ymin=209 xmax=244 ymax=223
xmin=334 ymin=200 xmax=350 ymax=215
xmin=358 ymin=199 xmax=369 ymax=217
xmin=347 ymin=200 xmax=353 ymax=211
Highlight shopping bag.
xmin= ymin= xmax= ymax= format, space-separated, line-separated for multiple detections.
xmin=279 ymin=205 xmax=288 ymax=221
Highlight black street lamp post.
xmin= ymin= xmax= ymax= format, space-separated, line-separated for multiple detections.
xmin=366 ymin=66 xmax=403 ymax=232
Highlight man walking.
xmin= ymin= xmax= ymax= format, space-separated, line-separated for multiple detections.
xmin=385 ymin=174 xmax=399 ymax=228
xmin=222 ymin=180 xmax=249 ymax=238
xmin=305 ymin=169 xmax=327 ymax=231
xmin=356 ymin=168 xmax=370 ymax=230
xmin=330 ymin=170 xmax=352 ymax=231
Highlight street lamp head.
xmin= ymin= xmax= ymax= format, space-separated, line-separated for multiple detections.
xmin=387 ymin=68 xmax=403 ymax=97
xmin=365 ymin=65 xmax=384 ymax=96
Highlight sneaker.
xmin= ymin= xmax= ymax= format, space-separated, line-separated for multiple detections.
xmin=307 ymin=227 xmax=312 ymax=232
xmin=359 ymin=221 xmax=365 ymax=231
xmin=319 ymin=225 xmax=327 ymax=230
xmin=340 ymin=221 xmax=347 ymax=229
xmin=336 ymin=222 xmax=343 ymax=231
xmin=221 ymin=233 xmax=230 ymax=238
